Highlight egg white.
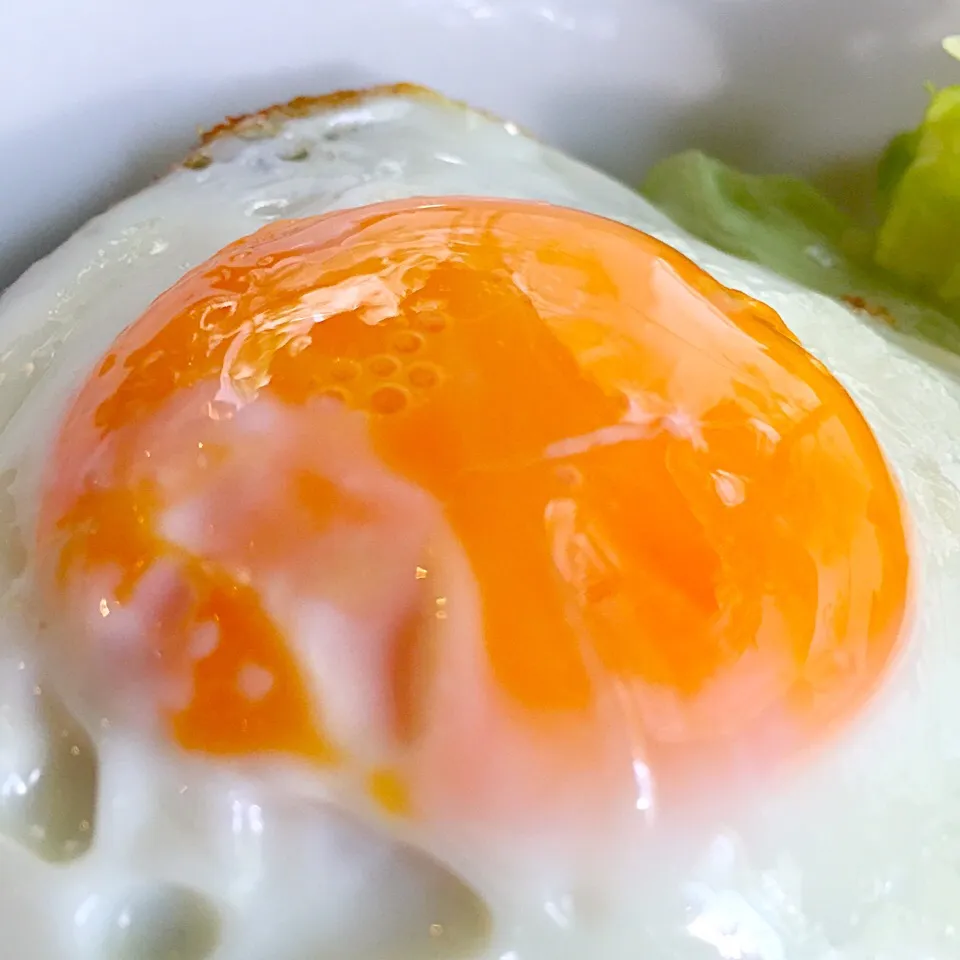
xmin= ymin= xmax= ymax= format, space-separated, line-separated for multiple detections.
xmin=0 ymin=85 xmax=959 ymax=960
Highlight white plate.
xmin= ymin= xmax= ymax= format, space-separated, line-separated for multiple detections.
xmin=2 ymin=0 xmax=956 ymax=289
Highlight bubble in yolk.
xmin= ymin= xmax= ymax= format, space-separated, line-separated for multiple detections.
xmin=38 ymin=198 xmax=909 ymax=820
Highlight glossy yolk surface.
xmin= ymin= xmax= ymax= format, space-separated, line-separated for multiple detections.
xmin=38 ymin=198 xmax=909 ymax=817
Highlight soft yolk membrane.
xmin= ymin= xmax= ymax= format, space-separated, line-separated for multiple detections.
xmin=38 ymin=198 xmax=909 ymax=816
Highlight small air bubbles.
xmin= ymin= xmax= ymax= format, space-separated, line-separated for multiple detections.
xmin=371 ymin=385 xmax=409 ymax=415
xmin=408 ymin=363 xmax=440 ymax=389
xmin=369 ymin=354 xmax=400 ymax=378
xmin=392 ymin=331 xmax=424 ymax=354
xmin=414 ymin=312 xmax=448 ymax=334
xmin=330 ymin=359 xmax=360 ymax=382
xmin=320 ymin=387 xmax=350 ymax=404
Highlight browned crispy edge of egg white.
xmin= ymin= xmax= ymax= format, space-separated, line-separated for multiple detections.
xmin=181 ymin=82 xmax=531 ymax=170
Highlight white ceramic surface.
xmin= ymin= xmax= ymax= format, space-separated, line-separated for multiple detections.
xmin=2 ymin=0 xmax=958 ymax=290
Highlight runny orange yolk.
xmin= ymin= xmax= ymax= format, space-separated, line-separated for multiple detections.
xmin=38 ymin=198 xmax=909 ymax=817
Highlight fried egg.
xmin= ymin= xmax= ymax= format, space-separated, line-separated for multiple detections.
xmin=0 ymin=84 xmax=956 ymax=960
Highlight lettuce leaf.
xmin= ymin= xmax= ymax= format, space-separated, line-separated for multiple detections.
xmin=641 ymin=151 xmax=875 ymax=297
xmin=876 ymin=127 xmax=921 ymax=215
xmin=640 ymin=38 xmax=960 ymax=355
xmin=874 ymin=85 xmax=960 ymax=303
xmin=640 ymin=150 xmax=960 ymax=355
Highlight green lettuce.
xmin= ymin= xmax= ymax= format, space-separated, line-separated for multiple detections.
xmin=642 ymin=149 xmax=960 ymax=356
xmin=876 ymin=127 xmax=921 ymax=216
xmin=874 ymin=85 xmax=960 ymax=303
xmin=639 ymin=40 xmax=960 ymax=355
xmin=640 ymin=150 xmax=877 ymax=300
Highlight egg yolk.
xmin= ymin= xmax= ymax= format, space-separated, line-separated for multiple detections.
xmin=38 ymin=198 xmax=909 ymax=821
